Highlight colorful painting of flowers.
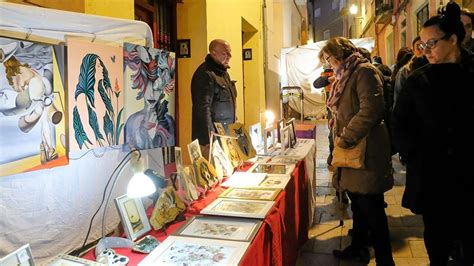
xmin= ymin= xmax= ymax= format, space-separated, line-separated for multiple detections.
xmin=123 ymin=43 xmax=175 ymax=150
xmin=67 ymin=39 xmax=124 ymax=151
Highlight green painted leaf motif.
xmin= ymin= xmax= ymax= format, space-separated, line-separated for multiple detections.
xmin=103 ymin=112 xmax=114 ymax=145
xmin=98 ymin=59 xmax=111 ymax=91
xmin=115 ymin=108 xmax=124 ymax=144
xmin=98 ymin=79 xmax=113 ymax=113
xmin=87 ymin=104 xmax=104 ymax=143
xmin=75 ymin=54 xmax=98 ymax=108
xmin=73 ymin=106 xmax=92 ymax=149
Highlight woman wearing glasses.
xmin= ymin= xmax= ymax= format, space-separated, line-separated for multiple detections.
xmin=392 ymin=2 xmax=474 ymax=265
xmin=319 ymin=37 xmax=394 ymax=265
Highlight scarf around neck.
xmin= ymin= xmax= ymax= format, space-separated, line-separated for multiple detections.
xmin=327 ymin=53 xmax=367 ymax=115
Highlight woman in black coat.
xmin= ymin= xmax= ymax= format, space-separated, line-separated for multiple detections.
xmin=392 ymin=3 xmax=474 ymax=265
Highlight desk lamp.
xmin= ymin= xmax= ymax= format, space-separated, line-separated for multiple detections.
xmin=93 ymin=149 xmax=157 ymax=257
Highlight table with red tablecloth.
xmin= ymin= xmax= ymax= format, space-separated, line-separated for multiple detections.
xmin=84 ymin=159 xmax=310 ymax=265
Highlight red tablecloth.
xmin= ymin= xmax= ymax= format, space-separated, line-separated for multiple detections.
xmin=83 ymin=161 xmax=309 ymax=265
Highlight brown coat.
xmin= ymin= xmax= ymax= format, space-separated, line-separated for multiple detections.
xmin=332 ymin=62 xmax=393 ymax=194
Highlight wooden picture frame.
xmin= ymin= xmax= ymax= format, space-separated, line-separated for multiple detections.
xmin=220 ymin=187 xmax=281 ymax=201
xmin=286 ymin=118 xmax=297 ymax=148
xmin=115 ymin=194 xmax=151 ymax=241
xmin=200 ymin=198 xmax=274 ymax=219
xmin=177 ymin=39 xmax=191 ymax=58
xmin=247 ymin=162 xmax=296 ymax=176
xmin=174 ymin=215 xmax=262 ymax=242
xmin=0 ymin=244 xmax=35 ymax=266
xmin=243 ymin=48 xmax=252 ymax=60
xmin=138 ymin=236 xmax=250 ymax=266
xmin=47 ymin=254 xmax=103 ymax=265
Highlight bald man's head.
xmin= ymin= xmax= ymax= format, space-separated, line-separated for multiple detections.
xmin=209 ymin=39 xmax=232 ymax=68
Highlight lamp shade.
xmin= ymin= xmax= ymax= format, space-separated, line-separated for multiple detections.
xmin=126 ymin=172 xmax=156 ymax=198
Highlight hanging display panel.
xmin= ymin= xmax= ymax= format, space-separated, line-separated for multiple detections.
xmin=123 ymin=43 xmax=176 ymax=150
xmin=67 ymin=38 xmax=124 ymax=151
xmin=0 ymin=37 xmax=68 ymax=176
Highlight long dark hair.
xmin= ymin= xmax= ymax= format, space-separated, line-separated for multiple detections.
xmin=424 ymin=2 xmax=465 ymax=47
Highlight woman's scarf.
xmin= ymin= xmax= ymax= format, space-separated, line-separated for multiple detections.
xmin=327 ymin=53 xmax=367 ymax=127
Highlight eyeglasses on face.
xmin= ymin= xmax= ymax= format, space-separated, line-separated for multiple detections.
xmin=324 ymin=55 xmax=333 ymax=63
xmin=417 ymin=34 xmax=450 ymax=50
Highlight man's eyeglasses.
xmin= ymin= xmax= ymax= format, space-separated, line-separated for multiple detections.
xmin=417 ymin=35 xmax=449 ymax=50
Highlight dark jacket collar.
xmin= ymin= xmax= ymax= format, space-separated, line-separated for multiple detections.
xmin=205 ymin=54 xmax=227 ymax=74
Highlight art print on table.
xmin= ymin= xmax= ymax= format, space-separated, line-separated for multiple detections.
xmin=213 ymin=122 xmax=226 ymax=135
xmin=220 ymin=187 xmax=281 ymax=201
xmin=258 ymin=175 xmax=291 ymax=189
xmin=211 ymin=139 xmax=234 ymax=178
xmin=220 ymin=136 xmax=242 ymax=168
xmin=175 ymin=216 xmax=262 ymax=242
xmin=280 ymin=125 xmax=291 ymax=155
xmin=194 ymin=156 xmax=219 ymax=189
xmin=138 ymin=236 xmax=249 ymax=266
xmin=263 ymin=126 xmax=275 ymax=154
xmin=179 ymin=165 xmax=199 ymax=201
xmin=201 ymin=198 xmax=274 ymax=219
xmin=67 ymin=38 xmax=124 ymax=151
xmin=249 ymin=123 xmax=263 ymax=153
xmin=286 ymin=118 xmax=297 ymax=148
xmin=248 ymin=162 xmax=295 ymax=176
xmin=115 ymin=194 xmax=151 ymax=241
xmin=229 ymin=122 xmax=256 ymax=160
xmin=150 ymin=187 xmax=186 ymax=230
xmin=174 ymin=146 xmax=182 ymax=171
xmin=47 ymin=254 xmax=103 ymax=266
xmin=123 ymin=43 xmax=176 ymax=150
xmin=187 ymin=139 xmax=201 ymax=164
xmin=0 ymin=38 xmax=68 ymax=176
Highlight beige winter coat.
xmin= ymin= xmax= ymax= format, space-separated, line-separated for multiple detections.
xmin=332 ymin=62 xmax=393 ymax=194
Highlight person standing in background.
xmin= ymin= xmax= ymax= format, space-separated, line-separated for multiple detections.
xmin=461 ymin=8 xmax=474 ymax=52
xmin=320 ymin=37 xmax=394 ymax=265
xmin=191 ymin=39 xmax=236 ymax=158
xmin=392 ymin=2 xmax=474 ymax=264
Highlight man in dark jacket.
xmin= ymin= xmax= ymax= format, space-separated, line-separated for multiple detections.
xmin=191 ymin=39 xmax=237 ymax=151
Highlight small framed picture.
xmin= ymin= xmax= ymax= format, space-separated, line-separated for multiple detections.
xmin=277 ymin=118 xmax=285 ymax=143
xmin=220 ymin=187 xmax=281 ymax=201
xmin=114 ymin=194 xmax=151 ymax=241
xmin=243 ymin=48 xmax=252 ymax=60
xmin=187 ymin=139 xmax=202 ymax=164
xmin=138 ymin=236 xmax=250 ymax=266
xmin=0 ymin=244 xmax=35 ymax=266
xmin=286 ymin=118 xmax=297 ymax=148
xmin=263 ymin=126 xmax=275 ymax=154
xmin=174 ymin=215 xmax=262 ymax=242
xmin=200 ymin=198 xmax=274 ymax=219
xmin=280 ymin=125 xmax=291 ymax=155
xmin=249 ymin=123 xmax=263 ymax=153
xmin=177 ymin=39 xmax=191 ymax=58
xmin=175 ymin=147 xmax=183 ymax=171
xmin=47 ymin=254 xmax=103 ymax=265
xmin=247 ymin=162 xmax=296 ymax=176
xmin=220 ymin=172 xmax=267 ymax=188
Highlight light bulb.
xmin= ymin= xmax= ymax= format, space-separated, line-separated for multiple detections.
xmin=127 ymin=172 xmax=156 ymax=198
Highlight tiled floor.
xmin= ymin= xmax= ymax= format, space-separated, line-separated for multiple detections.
xmin=297 ymin=120 xmax=429 ymax=266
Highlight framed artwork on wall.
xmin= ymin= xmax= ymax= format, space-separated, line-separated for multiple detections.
xmin=243 ymin=48 xmax=252 ymax=60
xmin=114 ymin=194 xmax=151 ymax=241
xmin=174 ymin=216 xmax=262 ymax=242
xmin=177 ymin=39 xmax=191 ymax=58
